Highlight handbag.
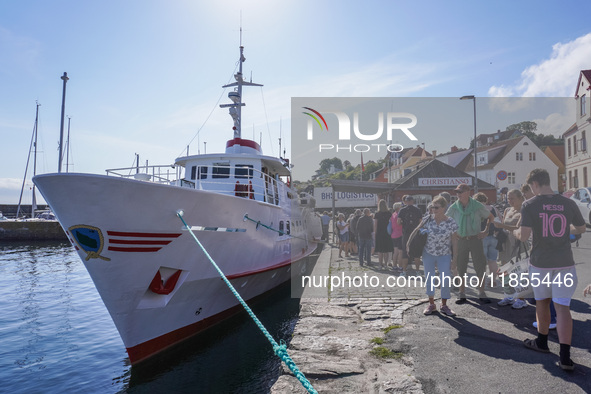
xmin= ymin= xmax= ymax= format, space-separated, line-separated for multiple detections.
xmin=387 ymin=220 xmax=393 ymax=235
xmin=406 ymin=216 xmax=431 ymax=257
xmin=499 ymin=244 xmax=533 ymax=299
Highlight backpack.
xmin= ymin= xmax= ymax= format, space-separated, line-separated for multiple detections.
xmin=401 ymin=205 xmax=421 ymax=232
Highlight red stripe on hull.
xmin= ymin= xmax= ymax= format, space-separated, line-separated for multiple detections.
xmin=226 ymin=251 xmax=306 ymax=279
xmin=109 ymin=239 xmax=172 ymax=245
xmin=226 ymin=259 xmax=291 ymax=279
xmin=127 ymin=301 xmax=246 ymax=364
xmin=125 ymin=251 xmax=313 ymax=365
xmin=108 ymin=246 xmax=162 ymax=252
xmin=107 ymin=231 xmax=181 ymax=238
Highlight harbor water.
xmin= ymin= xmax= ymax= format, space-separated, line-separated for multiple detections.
xmin=0 ymin=241 xmax=303 ymax=393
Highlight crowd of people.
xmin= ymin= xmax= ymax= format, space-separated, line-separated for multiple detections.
xmin=318 ymin=168 xmax=588 ymax=371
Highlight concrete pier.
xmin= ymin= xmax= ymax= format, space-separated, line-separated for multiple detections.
xmin=272 ymin=230 xmax=591 ymax=393
xmin=273 ymin=240 xmax=426 ymax=393
xmin=0 ymin=220 xmax=68 ymax=241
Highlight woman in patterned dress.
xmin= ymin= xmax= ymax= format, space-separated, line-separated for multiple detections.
xmin=422 ymin=195 xmax=459 ymax=316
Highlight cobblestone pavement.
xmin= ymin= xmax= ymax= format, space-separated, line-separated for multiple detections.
xmin=272 ymin=242 xmax=428 ymax=393
xmin=273 ymin=232 xmax=591 ymax=393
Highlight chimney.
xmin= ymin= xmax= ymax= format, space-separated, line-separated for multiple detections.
xmin=432 ymin=150 xmax=437 ymax=157
xmin=451 ymin=146 xmax=458 ymax=152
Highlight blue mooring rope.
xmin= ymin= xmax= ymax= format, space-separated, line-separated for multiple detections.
xmin=176 ymin=210 xmax=317 ymax=394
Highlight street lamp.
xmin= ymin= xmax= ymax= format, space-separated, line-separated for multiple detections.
xmin=460 ymin=95 xmax=478 ymax=193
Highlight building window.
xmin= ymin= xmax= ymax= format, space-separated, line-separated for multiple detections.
xmin=516 ymin=152 xmax=523 ymax=161
xmin=584 ymin=167 xmax=588 ymax=188
xmin=574 ymin=136 xmax=578 ymax=155
xmin=529 ymin=152 xmax=536 ymax=161
xmin=574 ymin=169 xmax=579 ymax=188
xmin=508 ymin=172 xmax=516 ymax=184
xmin=582 ymin=94 xmax=587 ymax=117
xmin=569 ymin=170 xmax=573 ymax=189
xmin=568 ymin=138 xmax=572 ymax=157
xmin=582 ymin=131 xmax=587 ymax=152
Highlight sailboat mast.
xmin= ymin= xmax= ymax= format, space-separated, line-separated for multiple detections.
xmin=58 ymin=72 xmax=69 ymax=173
xmin=16 ymin=102 xmax=40 ymax=218
xmin=31 ymin=102 xmax=39 ymax=217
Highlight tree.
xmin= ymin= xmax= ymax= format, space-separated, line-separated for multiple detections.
xmin=318 ymin=157 xmax=343 ymax=175
xmin=362 ymin=161 xmax=382 ymax=181
xmin=506 ymin=121 xmax=537 ymax=137
xmin=505 ymin=121 xmax=562 ymax=147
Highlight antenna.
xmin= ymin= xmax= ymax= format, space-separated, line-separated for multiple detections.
xmin=278 ymin=118 xmax=282 ymax=158
xmin=65 ymin=116 xmax=71 ymax=173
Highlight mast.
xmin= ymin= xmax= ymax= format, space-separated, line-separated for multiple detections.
xmin=58 ymin=72 xmax=69 ymax=173
xmin=17 ymin=102 xmax=40 ymax=218
xmin=32 ymin=102 xmax=39 ymax=216
xmin=65 ymin=116 xmax=71 ymax=173
xmin=220 ymin=32 xmax=262 ymax=140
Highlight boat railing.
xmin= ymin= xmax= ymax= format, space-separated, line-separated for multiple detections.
xmin=105 ymin=163 xmax=283 ymax=205
xmin=105 ymin=164 xmax=182 ymax=185
xmin=192 ymin=164 xmax=282 ymax=205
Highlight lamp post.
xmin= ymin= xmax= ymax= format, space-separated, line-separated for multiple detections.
xmin=460 ymin=95 xmax=478 ymax=192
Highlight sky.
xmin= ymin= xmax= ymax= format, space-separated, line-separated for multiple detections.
xmin=2 ymin=0 xmax=591 ymax=204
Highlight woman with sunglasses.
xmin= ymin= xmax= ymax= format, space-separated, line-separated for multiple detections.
xmin=422 ymin=195 xmax=459 ymax=316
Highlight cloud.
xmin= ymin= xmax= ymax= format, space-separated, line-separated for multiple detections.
xmin=489 ymin=33 xmax=591 ymax=97
xmin=533 ymin=102 xmax=576 ymax=138
xmin=0 ymin=178 xmax=38 ymax=204
xmin=0 ymin=178 xmax=29 ymax=191
xmin=0 ymin=27 xmax=42 ymax=77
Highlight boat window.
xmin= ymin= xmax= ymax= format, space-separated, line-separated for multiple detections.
xmin=190 ymin=166 xmax=197 ymax=180
xmin=235 ymin=164 xmax=254 ymax=179
xmin=212 ymin=164 xmax=230 ymax=179
xmin=286 ymin=221 xmax=291 ymax=235
xmin=198 ymin=166 xmax=208 ymax=179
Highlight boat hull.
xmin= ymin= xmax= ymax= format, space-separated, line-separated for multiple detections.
xmin=34 ymin=173 xmax=321 ymax=364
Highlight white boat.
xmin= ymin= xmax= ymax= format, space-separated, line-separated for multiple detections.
xmin=34 ymin=43 xmax=322 ymax=364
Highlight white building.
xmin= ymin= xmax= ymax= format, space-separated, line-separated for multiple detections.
xmin=564 ymin=69 xmax=591 ymax=190
xmin=452 ymin=135 xmax=558 ymax=191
